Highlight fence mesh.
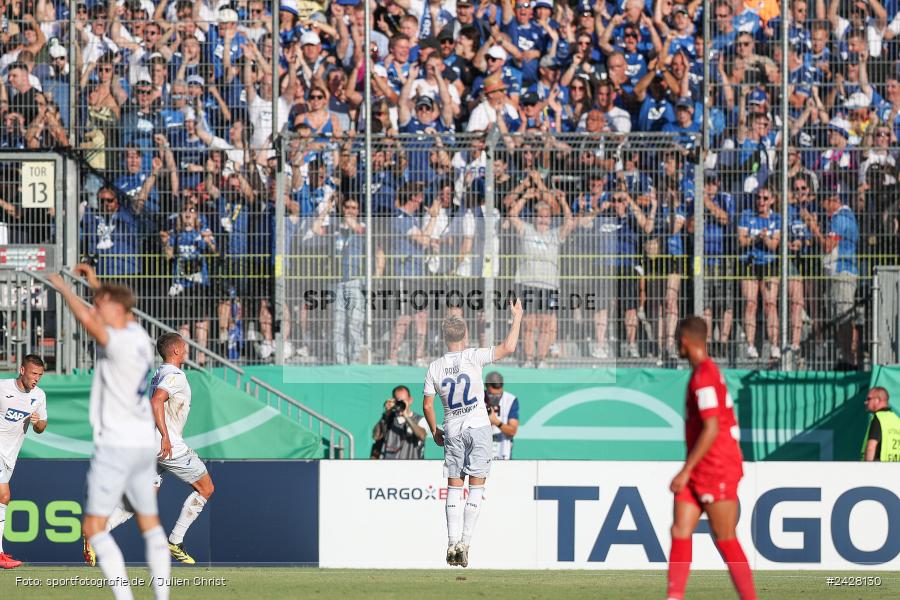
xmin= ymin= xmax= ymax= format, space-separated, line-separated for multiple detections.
xmin=2 ymin=3 xmax=897 ymax=371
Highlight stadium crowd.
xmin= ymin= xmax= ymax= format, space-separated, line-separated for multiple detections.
xmin=1 ymin=0 xmax=898 ymax=369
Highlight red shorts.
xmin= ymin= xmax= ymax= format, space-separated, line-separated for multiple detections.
xmin=675 ymin=477 xmax=740 ymax=508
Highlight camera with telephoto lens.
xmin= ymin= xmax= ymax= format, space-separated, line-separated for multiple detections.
xmin=392 ymin=399 xmax=407 ymax=413
xmin=486 ymin=394 xmax=501 ymax=414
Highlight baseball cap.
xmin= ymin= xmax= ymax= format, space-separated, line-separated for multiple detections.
xmin=539 ymin=55 xmax=559 ymax=69
xmin=416 ymin=95 xmax=436 ymax=110
xmin=218 ymin=8 xmax=238 ymax=23
xmin=135 ymin=75 xmax=153 ymax=86
xmin=335 ymin=0 xmax=360 ymax=4
xmin=704 ymin=170 xmax=719 ymax=182
xmin=182 ymin=107 xmax=197 ymax=122
xmin=844 ymin=91 xmax=871 ymax=110
xmin=534 ymin=0 xmax=553 ymax=8
xmin=49 ymin=45 xmax=67 ymax=59
xmin=300 ymin=31 xmax=321 ymax=46
xmin=521 ymin=91 xmax=540 ymax=105
xmin=675 ymin=97 xmax=693 ymax=110
xmin=485 ymin=372 xmax=504 ymax=386
xmin=457 ymin=0 xmax=473 ymax=5
xmin=748 ymin=88 xmax=768 ymax=105
xmin=437 ymin=27 xmax=454 ymax=42
xmin=486 ymin=45 xmax=508 ymax=61
xmin=828 ymin=117 xmax=851 ymax=138
xmin=674 ymin=4 xmax=689 ymax=15
xmin=280 ymin=0 xmax=299 ymax=15
xmin=187 ymin=74 xmax=205 ymax=87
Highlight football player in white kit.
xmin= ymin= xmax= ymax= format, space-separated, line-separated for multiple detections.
xmin=50 ymin=269 xmax=170 ymax=600
xmin=0 ymin=355 xmax=48 ymax=569
xmin=423 ymin=299 xmax=523 ymax=568
xmin=96 ymin=332 xmax=214 ymax=565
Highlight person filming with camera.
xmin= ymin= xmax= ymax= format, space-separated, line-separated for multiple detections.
xmin=371 ymin=386 xmax=428 ymax=460
xmin=484 ymin=372 xmax=520 ymax=460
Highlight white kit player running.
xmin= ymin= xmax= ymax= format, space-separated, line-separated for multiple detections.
xmin=50 ymin=266 xmax=170 ymax=600
xmin=423 ymin=299 xmax=523 ymax=568
xmin=0 ymin=355 xmax=48 ymax=569
xmin=98 ymin=332 xmax=214 ymax=565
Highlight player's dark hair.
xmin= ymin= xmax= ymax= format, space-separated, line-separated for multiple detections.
xmin=676 ymin=316 xmax=707 ymax=343
xmin=93 ymin=284 xmax=136 ymax=313
xmin=391 ymin=385 xmax=410 ymax=400
xmin=157 ymin=332 xmax=184 ymax=360
xmin=21 ymin=354 xmax=45 ymax=369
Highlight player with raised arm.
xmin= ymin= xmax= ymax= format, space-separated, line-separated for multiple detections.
xmin=423 ymin=299 xmax=523 ymax=568
xmin=49 ymin=266 xmax=170 ymax=600
xmin=667 ymin=316 xmax=756 ymax=600
xmin=95 ymin=332 xmax=215 ymax=565
xmin=0 ymin=355 xmax=48 ymax=569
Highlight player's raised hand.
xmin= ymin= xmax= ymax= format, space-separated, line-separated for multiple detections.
xmin=46 ymin=272 xmax=67 ymax=291
xmin=669 ymin=468 xmax=690 ymax=494
xmin=73 ymin=263 xmax=100 ymax=289
xmin=509 ymin=298 xmax=523 ymax=319
xmin=433 ymin=428 xmax=445 ymax=446
xmin=159 ymin=435 xmax=173 ymax=460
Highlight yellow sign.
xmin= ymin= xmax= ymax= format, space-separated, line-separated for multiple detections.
xmin=21 ymin=161 xmax=55 ymax=209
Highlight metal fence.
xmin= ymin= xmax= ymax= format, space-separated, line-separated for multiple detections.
xmin=4 ymin=4 xmax=898 ymax=371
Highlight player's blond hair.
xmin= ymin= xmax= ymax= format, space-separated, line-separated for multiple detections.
xmin=442 ymin=315 xmax=467 ymax=344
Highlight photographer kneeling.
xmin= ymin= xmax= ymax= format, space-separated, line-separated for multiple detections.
xmin=371 ymin=386 xmax=428 ymax=459
xmin=485 ymin=372 xmax=520 ymax=460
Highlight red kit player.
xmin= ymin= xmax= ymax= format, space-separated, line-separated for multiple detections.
xmin=667 ymin=316 xmax=756 ymax=600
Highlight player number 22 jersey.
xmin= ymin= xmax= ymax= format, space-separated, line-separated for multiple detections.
xmin=423 ymin=347 xmax=494 ymax=438
xmin=685 ymin=358 xmax=743 ymax=481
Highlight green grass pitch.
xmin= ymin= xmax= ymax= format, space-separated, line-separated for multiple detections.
xmin=1 ymin=568 xmax=898 ymax=599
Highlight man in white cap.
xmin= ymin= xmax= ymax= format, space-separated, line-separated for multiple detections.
xmin=195 ymin=6 xmax=247 ymax=81
xmin=470 ymin=45 xmax=521 ymax=109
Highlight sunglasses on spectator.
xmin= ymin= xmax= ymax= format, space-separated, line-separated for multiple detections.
xmin=794 ymin=184 xmax=808 ymax=192
xmin=757 ymin=193 xmax=772 ymax=200
xmin=172 ymin=94 xmax=189 ymax=100
xmin=876 ymin=130 xmax=891 ymax=137
xmin=250 ymin=7 xmax=264 ymax=14
xmin=486 ymin=56 xmax=502 ymax=62
xmin=440 ymin=39 xmax=455 ymax=45
xmin=624 ymin=31 xmax=638 ymax=39
xmin=309 ymin=94 xmax=325 ymax=100
xmin=99 ymin=66 xmax=113 ymax=72
xmin=516 ymin=2 xmax=531 ymax=7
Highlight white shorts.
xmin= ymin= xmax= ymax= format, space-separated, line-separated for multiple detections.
xmin=0 ymin=459 xmax=13 ymax=484
xmin=444 ymin=425 xmax=493 ymax=479
xmin=153 ymin=449 xmax=208 ymax=488
xmin=86 ymin=445 xmax=158 ymax=517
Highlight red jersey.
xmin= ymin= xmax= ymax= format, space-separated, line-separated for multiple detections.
xmin=685 ymin=358 xmax=743 ymax=482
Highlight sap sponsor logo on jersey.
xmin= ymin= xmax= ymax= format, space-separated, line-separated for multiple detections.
xmin=536 ymin=485 xmax=900 ymax=565
xmin=3 ymin=500 xmax=83 ymax=544
xmin=366 ymin=486 xmax=470 ymax=501
xmin=4 ymin=407 xmax=30 ymax=422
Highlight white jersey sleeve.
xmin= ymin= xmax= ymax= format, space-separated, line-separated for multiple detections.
xmin=150 ymin=364 xmax=193 ymax=458
xmin=90 ymin=322 xmax=156 ymax=449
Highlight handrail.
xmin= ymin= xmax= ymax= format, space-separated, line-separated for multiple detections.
xmin=16 ymin=268 xmax=355 ymax=459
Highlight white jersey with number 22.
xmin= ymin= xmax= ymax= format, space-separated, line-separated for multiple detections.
xmin=423 ymin=347 xmax=494 ymax=439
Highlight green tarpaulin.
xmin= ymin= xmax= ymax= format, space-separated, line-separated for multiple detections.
xmin=246 ymin=366 xmax=871 ymax=461
xmin=3 ymin=370 xmax=320 ymax=459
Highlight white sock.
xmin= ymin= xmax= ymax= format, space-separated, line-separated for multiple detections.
xmin=106 ymin=506 xmax=135 ymax=532
xmin=168 ymin=492 xmax=207 ymax=545
xmin=0 ymin=502 xmax=6 ymax=553
xmin=143 ymin=525 xmax=170 ymax=600
xmin=89 ymin=531 xmax=134 ymax=600
xmin=461 ymin=485 xmax=485 ymax=546
xmin=446 ymin=486 xmax=464 ymax=546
